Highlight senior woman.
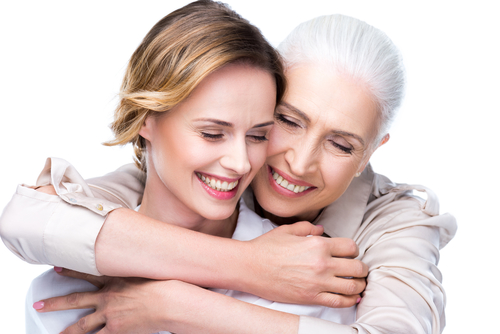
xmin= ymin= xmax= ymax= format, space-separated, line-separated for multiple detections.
xmin=1 ymin=10 xmax=456 ymax=334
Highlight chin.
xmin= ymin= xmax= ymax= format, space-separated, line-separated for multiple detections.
xmin=258 ymin=196 xmax=301 ymax=218
xmin=201 ymin=206 xmax=238 ymax=221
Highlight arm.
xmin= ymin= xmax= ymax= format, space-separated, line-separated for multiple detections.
xmin=36 ymin=270 xmax=353 ymax=334
xmin=0 ymin=157 xmax=367 ymax=306
xmin=350 ymin=197 xmax=457 ymax=334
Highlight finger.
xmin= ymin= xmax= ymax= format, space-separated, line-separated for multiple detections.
xmin=61 ymin=313 xmax=105 ymax=334
xmin=326 ymin=277 xmax=366 ymax=296
xmin=328 ymin=257 xmax=368 ymax=278
xmin=325 ymin=238 xmax=360 ymax=258
xmin=55 ymin=267 xmax=106 ymax=288
xmin=34 ymin=291 xmax=98 ymax=313
xmin=313 ymin=291 xmax=362 ymax=308
xmin=96 ymin=327 xmax=112 ymax=334
xmin=284 ymin=221 xmax=324 ymax=236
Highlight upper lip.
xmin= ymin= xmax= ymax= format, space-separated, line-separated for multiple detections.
xmin=268 ymin=165 xmax=315 ymax=187
xmin=196 ymin=171 xmax=241 ymax=183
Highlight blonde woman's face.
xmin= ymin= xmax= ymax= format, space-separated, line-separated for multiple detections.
xmin=140 ymin=63 xmax=276 ymax=221
xmin=251 ymin=64 xmax=385 ymax=222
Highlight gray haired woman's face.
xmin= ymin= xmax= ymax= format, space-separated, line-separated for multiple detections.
xmin=251 ymin=63 xmax=389 ymax=221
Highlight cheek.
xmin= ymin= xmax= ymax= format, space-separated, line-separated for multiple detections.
xmin=248 ymin=143 xmax=269 ymax=174
xmin=320 ymin=160 xmax=357 ymax=196
xmin=266 ymin=126 xmax=291 ymax=157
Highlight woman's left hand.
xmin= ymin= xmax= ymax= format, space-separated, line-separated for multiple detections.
xmin=33 ymin=268 xmax=173 ymax=334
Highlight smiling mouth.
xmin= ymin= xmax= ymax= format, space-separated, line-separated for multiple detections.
xmin=196 ymin=173 xmax=239 ymax=192
xmin=270 ymin=168 xmax=312 ymax=194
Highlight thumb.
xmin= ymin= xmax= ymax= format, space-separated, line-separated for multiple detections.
xmin=284 ymin=221 xmax=324 ymax=237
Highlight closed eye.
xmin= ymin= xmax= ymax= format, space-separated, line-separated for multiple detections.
xmin=275 ymin=113 xmax=300 ymax=128
xmin=248 ymin=135 xmax=268 ymax=143
xmin=201 ymin=132 xmax=224 ymax=141
xmin=329 ymin=140 xmax=353 ymax=154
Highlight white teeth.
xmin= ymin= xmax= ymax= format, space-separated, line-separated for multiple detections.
xmin=197 ymin=173 xmax=238 ymax=192
xmin=271 ymin=169 xmax=311 ymax=194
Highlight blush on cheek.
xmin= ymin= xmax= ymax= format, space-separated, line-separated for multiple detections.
xmin=250 ymin=144 xmax=268 ymax=167
xmin=266 ymin=127 xmax=290 ymax=156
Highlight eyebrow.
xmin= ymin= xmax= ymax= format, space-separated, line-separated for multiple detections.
xmin=193 ymin=118 xmax=274 ymax=129
xmin=278 ymin=101 xmax=366 ymax=147
xmin=279 ymin=101 xmax=311 ymax=123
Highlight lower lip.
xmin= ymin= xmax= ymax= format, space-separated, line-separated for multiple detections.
xmin=267 ymin=166 xmax=314 ymax=198
xmin=197 ymin=175 xmax=240 ymax=200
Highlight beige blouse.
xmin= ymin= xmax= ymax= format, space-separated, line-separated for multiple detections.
xmin=0 ymin=157 xmax=457 ymax=333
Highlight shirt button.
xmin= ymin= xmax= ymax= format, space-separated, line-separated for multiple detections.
xmin=96 ymin=204 xmax=103 ymax=211
xmin=69 ymin=198 xmax=77 ymax=203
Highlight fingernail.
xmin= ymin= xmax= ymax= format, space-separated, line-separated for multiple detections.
xmin=356 ymin=297 xmax=362 ymax=304
xmin=33 ymin=301 xmax=45 ymax=310
xmin=54 ymin=267 xmax=62 ymax=272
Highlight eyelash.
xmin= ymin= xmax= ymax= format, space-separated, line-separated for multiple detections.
xmin=201 ymin=133 xmax=224 ymax=140
xmin=201 ymin=133 xmax=268 ymax=143
xmin=249 ymin=135 xmax=268 ymax=143
xmin=330 ymin=141 xmax=353 ymax=154
xmin=275 ymin=113 xmax=300 ymax=128
xmin=276 ymin=113 xmax=353 ymax=154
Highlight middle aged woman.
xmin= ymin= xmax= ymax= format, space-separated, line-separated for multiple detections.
xmin=0 ymin=7 xmax=457 ymax=334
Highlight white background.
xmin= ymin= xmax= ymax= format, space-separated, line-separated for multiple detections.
xmin=1 ymin=0 xmax=498 ymax=333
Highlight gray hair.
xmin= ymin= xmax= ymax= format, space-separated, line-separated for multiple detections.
xmin=278 ymin=14 xmax=406 ymax=147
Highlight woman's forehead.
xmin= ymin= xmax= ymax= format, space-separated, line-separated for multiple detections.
xmin=283 ymin=64 xmax=380 ymax=143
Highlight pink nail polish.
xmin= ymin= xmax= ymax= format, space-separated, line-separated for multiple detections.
xmin=33 ymin=301 xmax=45 ymax=310
xmin=356 ymin=297 xmax=362 ymax=304
xmin=54 ymin=267 xmax=62 ymax=272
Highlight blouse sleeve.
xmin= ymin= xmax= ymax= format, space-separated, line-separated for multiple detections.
xmin=0 ymin=157 xmax=145 ymax=275
xmin=298 ymin=183 xmax=457 ymax=334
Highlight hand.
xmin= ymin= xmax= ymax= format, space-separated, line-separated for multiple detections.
xmin=243 ymin=221 xmax=367 ymax=308
xmin=33 ymin=268 xmax=174 ymax=334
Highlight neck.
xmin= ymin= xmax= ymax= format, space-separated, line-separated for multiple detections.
xmin=139 ymin=170 xmax=238 ymax=238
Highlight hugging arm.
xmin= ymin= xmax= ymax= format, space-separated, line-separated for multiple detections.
xmin=33 ymin=201 xmax=456 ymax=334
xmin=35 ymin=269 xmax=353 ymax=334
xmin=349 ymin=186 xmax=457 ymax=334
xmin=34 ymin=187 xmax=456 ymax=334
xmin=0 ymin=157 xmax=366 ymax=307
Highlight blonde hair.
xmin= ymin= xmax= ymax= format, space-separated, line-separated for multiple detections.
xmin=105 ymin=0 xmax=286 ymax=170
xmin=278 ymin=14 xmax=406 ymax=147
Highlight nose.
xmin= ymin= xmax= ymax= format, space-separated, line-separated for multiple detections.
xmin=284 ymin=136 xmax=319 ymax=176
xmin=219 ymin=137 xmax=251 ymax=175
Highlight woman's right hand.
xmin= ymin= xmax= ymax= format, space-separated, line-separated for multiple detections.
xmin=243 ymin=221 xmax=367 ymax=308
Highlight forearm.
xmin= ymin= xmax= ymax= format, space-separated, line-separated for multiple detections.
xmin=96 ymin=208 xmax=252 ymax=291
xmin=159 ymin=281 xmax=299 ymax=334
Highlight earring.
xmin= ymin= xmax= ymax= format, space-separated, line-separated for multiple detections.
xmin=355 ymin=172 xmax=361 ymax=177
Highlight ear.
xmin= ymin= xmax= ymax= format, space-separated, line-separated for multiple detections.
xmin=378 ymin=133 xmax=390 ymax=147
xmin=138 ymin=115 xmax=155 ymax=142
xmin=357 ymin=133 xmax=390 ymax=175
